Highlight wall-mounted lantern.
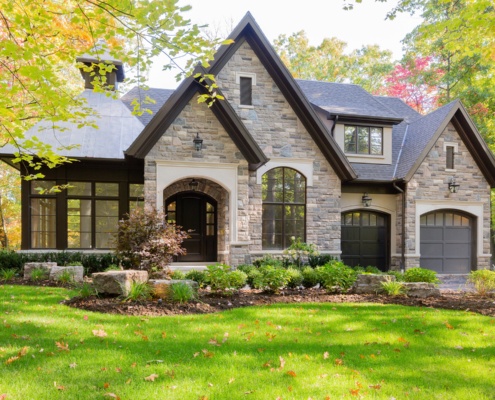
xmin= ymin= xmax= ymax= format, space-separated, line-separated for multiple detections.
xmin=193 ymin=133 xmax=203 ymax=151
xmin=448 ymin=177 xmax=459 ymax=193
xmin=362 ymin=193 xmax=372 ymax=207
xmin=189 ymin=179 xmax=199 ymax=191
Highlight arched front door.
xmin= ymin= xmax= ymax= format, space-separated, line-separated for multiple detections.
xmin=420 ymin=210 xmax=474 ymax=273
xmin=165 ymin=192 xmax=217 ymax=262
xmin=341 ymin=210 xmax=390 ymax=271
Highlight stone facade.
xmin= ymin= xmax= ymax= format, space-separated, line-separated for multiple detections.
xmin=403 ymin=122 xmax=491 ymax=269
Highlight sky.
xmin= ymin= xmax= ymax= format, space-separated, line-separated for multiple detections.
xmin=146 ymin=0 xmax=423 ymax=89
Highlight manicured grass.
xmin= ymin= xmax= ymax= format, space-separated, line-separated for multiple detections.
xmin=1 ymin=285 xmax=494 ymax=399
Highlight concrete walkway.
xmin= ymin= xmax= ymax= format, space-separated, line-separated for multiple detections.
xmin=437 ymin=274 xmax=474 ymax=292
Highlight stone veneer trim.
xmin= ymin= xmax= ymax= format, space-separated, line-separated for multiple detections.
xmin=155 ymin=160 xmax=240 ymax=243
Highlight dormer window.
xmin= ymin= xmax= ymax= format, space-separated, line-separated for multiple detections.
xmin=236 ymin=72 xmax=256 ymax=107
xmin=344 ymin=126 xmax=383 ymax=155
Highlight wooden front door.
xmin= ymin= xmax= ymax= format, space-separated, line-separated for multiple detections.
xmin=165 ymin=192 xmax=217 ymax=262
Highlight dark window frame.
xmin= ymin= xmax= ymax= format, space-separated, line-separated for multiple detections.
xmin=29 ymin=181 xmax=57 ymax=249
xmin=344 ymin=125 xmax=383 ymax=155
xmin=446 ymin=146 xmax=455 ymax=170
xmin=261 ymin=167 xmax=306 ymax=250
xmin=239 ymin=76 xmax=253 ymax=106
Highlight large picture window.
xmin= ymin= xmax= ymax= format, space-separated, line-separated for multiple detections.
xmin=30 ymin=181 xmax=57 ymax=249
xmin=262 ymin=167 xmax=306 ymax=250
xmin=344 ymin=126 xmax=383 ymax=155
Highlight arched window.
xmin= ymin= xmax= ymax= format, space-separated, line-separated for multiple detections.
xmin=262 ymin=167 xmax=306 ymax=249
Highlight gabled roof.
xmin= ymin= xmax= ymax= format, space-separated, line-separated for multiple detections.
xmin=396 ymin=100 xmax=495 ymax=186
xmin=297 ymin=80 xmax=403 ymax=125
xmin=121 ymin=87 xmax=174 ymax=126
xmin=125 ymin=12 xmax=356 ymax=181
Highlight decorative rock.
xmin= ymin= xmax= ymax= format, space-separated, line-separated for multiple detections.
xmin=50 ymin=266 xmax=84 ymax=283
xmin=353 ymin=274 xmax=395 ymax=294
xmin=403 ymin=282 xmax=440 ymax=298
xmin=92 ymin=270 xmax=149 ymax=296
xmin=148 ymin=279 xmax=199 ymax=299
xmin=23 ymin=262 xmax=57 ymax=280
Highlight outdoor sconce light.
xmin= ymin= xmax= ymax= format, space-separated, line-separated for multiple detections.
xmin=193 ymin=132 xmax=203 ymax=151
xmin=189 ymin=179 xmax=199 ymax=191
xmin=362 ymin=193 xmax=372 ymax=207
xmin=448 ymin=177 xmax=459 ymax=193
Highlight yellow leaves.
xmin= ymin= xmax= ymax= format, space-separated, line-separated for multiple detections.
xmin=5 ymin=356 xmax=19 ymax=365
xmin=398 ymin=337 xmax=410 ymax=347
xmin=201 ymin=349 xmax=214 ymax=358
xmin=445 ymin=322 xmax=454 ymax=329
xmin=92 ymin=329 xmax=107 ymax=338
xmin=56 ymin=341 xmax=69 ymax=352
xmin=5 ymin=346 xmax=29 ymax=365
xmin=144 ymin=374 xmax=159 ymax=382
xmin=334 ymin=358 xmax=344 ymax=366
xmin=228 ymin=377 xmax=235 ymax=384
xmin=265 ymin=332 xmax=277 ymax=341
xmin=161 ymin=331 xmax=167 ymax=339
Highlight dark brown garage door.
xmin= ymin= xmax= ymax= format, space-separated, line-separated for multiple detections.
xmin=420 ymin=211 xmax=473 ymax=273
xmin=341 ymin=211 xmax=389 ymax=271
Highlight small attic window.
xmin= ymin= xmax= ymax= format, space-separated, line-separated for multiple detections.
xmin=235 ymin=72 xmax=256 ymax=107
xmin=444 ymin=142 xmax=458 ymax=171
xmin=240 ymin=77 xmax=252 ymax=105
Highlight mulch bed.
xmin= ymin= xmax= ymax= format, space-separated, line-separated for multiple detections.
xmin=7 ymin=278 xmax=495 ymax=317
xmin=64 ymin=288 xmax=495 ymax=318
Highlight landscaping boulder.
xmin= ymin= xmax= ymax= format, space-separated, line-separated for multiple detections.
xmin=353 ymin=274 xmax=395 ymax=294
xmin=403 ymin=282 xmax=440 ymax=298
xmin=23 ymin=262 xmax=57 ymax=280
xmin=50 ymin=266 xmax=84 ymax=283
xmin=92 ymin=270 xmax=148 ymax=296
xmin=149 ymin=279 xmax=199 ymax=299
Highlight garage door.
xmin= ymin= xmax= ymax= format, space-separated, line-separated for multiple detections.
xmin=420 ymin=211 xmax=473 ymax=273
xmin=341 ymin=211 xmax=389 ymax=271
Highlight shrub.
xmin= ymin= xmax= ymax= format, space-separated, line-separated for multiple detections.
xmin=468 ymin=270 xmax=495 ymax=296
xmin=316 ymin=261 xmax=357 ymax=292
xmin=253 ymin=255 xmax=284 ymax=268
xmin=381 ymin=278 xmax=406 ymax=296
xmin=283 ymin=237 xmax=319 ymax=268
xmin=115 ymin=207 xmax=188 ymax=274
xmin=169 ymin=282 xmax=196 ymax=304
xmin=286 ymin=267 xmax=303 ymax=288
xmin=78 ymin=282 xmax=97 ymax=298
xmin=122 ymin=281 xmax=153 ymax=302
xmin=352 ymin=266 xmax=366 ymax=273
xmin=184 ymin=270 xmax=207 ymax=288
xmin=228 ymin=270 xmax=248 ymax=290
xmin=237 ymin=264 xmax=256 ymax=275
xmin=170 ymin=270 xmax=186 ymax=280
xmin=104 ymin=264 xmax=121 ymax=272
xmin=301 ymin=266 xmax=320 ymax=288
xmin=30 ymin=268 xmax=49 ymax=282
xmin=205 ymin=264 xmax=232 ymax=292
xmin=0 ymin=268 xmax=16 ymax=282
xmin=308 ymin=254 xmax=336 ymax=268
xmin=365 ymin=266 xmax=382 ymax=274
xmin=252 ymin=265 xmax=290 ymax=293
xmin=404 ymin=267 xmax=439 ymax=284
xmin=246 ymin=268 xmax=262 ymax=288
xmin=387 ymin=270 xmax=405 ymax=282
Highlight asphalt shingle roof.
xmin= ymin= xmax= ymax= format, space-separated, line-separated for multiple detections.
xmin=121 ymin=87 xmax=174 ymax=126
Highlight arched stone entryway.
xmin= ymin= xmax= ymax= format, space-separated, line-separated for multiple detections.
xmin=163 ymin=179 xmax=229 ymax=264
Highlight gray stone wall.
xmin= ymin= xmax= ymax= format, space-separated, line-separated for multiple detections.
xmin=404 ymin=122 xmax=491 ymax=269
xmin=216 ymin=40 xmax=342 ymax=256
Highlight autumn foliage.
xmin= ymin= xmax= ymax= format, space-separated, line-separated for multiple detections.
xmin=115 ymin=207 xmax=188 ymax=273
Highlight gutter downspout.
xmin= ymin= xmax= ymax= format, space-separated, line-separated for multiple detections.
xmin=393 ymin=124 xmax=410 ymax=273
xmin=330 ymin=115 xmax=339 ymax=137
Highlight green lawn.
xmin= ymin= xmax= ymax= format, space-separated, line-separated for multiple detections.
xmin=1 ymin=285 xmax=494 ymax=399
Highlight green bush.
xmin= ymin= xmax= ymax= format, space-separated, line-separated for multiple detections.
xmin=286 ymin=267 xmax=303 ymax=288
xmin=404 ymin=267 xmax=439 ymax=284
xmin=468 ymin=270 xmax=495 ymax=296
xmin=56 ymin=269 xmax=75 ymax=284
xmin=184 ymin=270 xmax=208 ymax=288
xmin=169 ymin=270 xmax=186 ymax=280
xmin=316 ymin=261 xmax=357 ymax=292
xmin=365 ymin=266 xmax=382 ymax=274
xmin=30 ymin=268 xmax=49 ymax=282
xmin=252 ymin=265 xmax=290 ymax=293
xmin=352 ymin=266 xmax=366 ymax=273
xmin=246 ymin=268 xmax=262 ymax=288
xmin=253 ymin=255 xmax=284 ymax=268
xmin=387 ymin=270 xmax=405 ymax=282
xmin=169 ymin=282 xmax=197 ymax=304
xmin=301 ymin=266 xmax=320 ymax=288
xmin=237 ymin=264 xmax=255 ymax=275
xmin=308 ymin=254 xmax=336 ymax=268
xmin=205 ymin=264 xmax=232 ymax=292
xmin=283 ymin=237 xmax=319 ymax=268
xmin=78 ymin=282 xmax=97 ymax=298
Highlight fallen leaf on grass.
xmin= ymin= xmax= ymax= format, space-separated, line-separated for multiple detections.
xmin=279 ymin=356 xmax=285 ymax=369
xmin=228 ymin=378 xmax=235 ymax=384
xmin=369 ymin=384 xmax=381 ymax=390
xmin=455 ymin=346 xmax=464 ymax=350
xmin=69 ymin=363 xmax=77 ymax=368
xmin=323 ymin=351 xmax=329 ymax=359
xmin=103 ymin=394 xmax=120 ymax=400
xmin=334 ymin=358 xmax=344 ymax=366
xmin=103 ymin=383 xmax=110 ymax=389
xmin=202 ymin=349 xmax=214 ymax=358
xmin=0 ymin=394 xmax=6 ymax=400
xmin=287 ymin=370 xmax=297 ymax=377
xmin=144 ymin=374 xmax=159 ymax=382
xmin=56 ymin=341 xmax=69 ymax=352
xmin=445 ymin=322 xmax=454 ymax=330
xmin=349 ymin=388 xmax=360 ymax=396
xmin=5 ymin=356 xmax=19 ymax=365
xmin=18 ymin=347 xmax=28 ymax=357
xmin=92 ymin=329 xmax=107 ymax=337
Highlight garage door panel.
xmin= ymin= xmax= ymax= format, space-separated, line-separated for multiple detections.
xmin=342 ymin=227 xmax=359 ymax=241
xmin=420 ymin=210 xmax=472 ymax=274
